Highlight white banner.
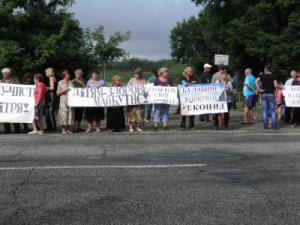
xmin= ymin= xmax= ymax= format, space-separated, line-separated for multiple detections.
xmin=0 ymin=83 xmax=35 ymax=123
xmin=283 ymin=85 xmax=300 ymax=107
xmin=145 ymin=86 xmax=178 ymax=105
xmin=179 ymin=83 xmax=228 ymax=115
xmin=68 ymin=85 xmax=178 ymax=107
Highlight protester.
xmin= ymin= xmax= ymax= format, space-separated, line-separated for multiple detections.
xmin=180 ymin=67 xmax=197 ymax=130
xmin=57 ymin=70 xmax=74 ymax=134
xmin=0 ymin=68 xmax=21 ymax=133
xmin=106 ymin=75 xmax=126 ymax=132
xmin=275 ymin=83 xmax=284 ymax=121
xmin=243 ymin=68 xmax=257 ymax=124
xmin=231 ymin=71 xmax=239 ymax=109
xmin=22 ymin=72 xmax=33 ymax=132
xmin=153 ymin=67 xmax=172 ymax=131
xmin=200 ymin=63 xmax=212 ymax=122
xmin=291 ymin=73 xmax=300 ymax=128
xmin=212 ymin=64 xmax=232 ymax=83
xmin=85 ymin=71 xmax=105 ymax=133
xmin=255 ymin=65 xmax=278 ymax=129
xmin=126 ymin=68 xmax=146 ymax=132
xmin=200 ymin=63 xmax=212 ymax=84
xmin=145 ymin=69 xmax=158 ymax=123
xmin=45 ymin=67 xmax=57 ymax=131
xmin=29 ymin=74 xmax=47 ymax=134
xmin=215 ymin=70 xmax=233 ymax=130
xmin=72 ymin=69 xmax=86 ymax=132
xmin=284 ymin=70 xmax=297 ymax=123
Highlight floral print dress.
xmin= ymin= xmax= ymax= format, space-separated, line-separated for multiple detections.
xmin=57 ymin=80 xmax=74 ymax=126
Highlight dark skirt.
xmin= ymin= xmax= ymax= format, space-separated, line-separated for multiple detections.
xmin=85 ymin=107 xmax=105 ymax=122
xmin=106 ymin=107 xmax=125 ymax=131
xmin=74 ymin=107 xmax=85 ymax=122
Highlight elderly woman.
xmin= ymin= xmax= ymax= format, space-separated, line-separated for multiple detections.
xmin=127 ymin=68 xmax=147 ymax=132
xmin=153 ymin=67 xmax=172 ymax=131
xmin=106 ymin=75 xmax=126 ymax=132
xmin=72 ymin=69 xmax=86 ymax=132
xmin=0 ymin=68 xmax=21 ymax=133
xmin=57 ymin=70 xmax=74 ymax=134
xmin=85 ymin=71 xmax=105 ymax=133
xmin=28 ymin=74 xmax=47 ymax=135
xmin=45 ymin=67 xmax=57 ymax=131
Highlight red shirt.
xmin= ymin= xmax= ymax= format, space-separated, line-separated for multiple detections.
xmin=34 ymin=82 xmax=47 ymax=104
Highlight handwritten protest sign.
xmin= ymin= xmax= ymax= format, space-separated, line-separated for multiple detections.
xmin=0 ymin=83 xmax=35 ymax=123
xmin=68 ymin=85 xmax=178 ymax=107
xmin=145 ymin=86 xmax=178 ymax=105
xmin=179 ymin=83 xmax=228 ymax=115
xmin=283 ymin=85 xmax=300 ymax=107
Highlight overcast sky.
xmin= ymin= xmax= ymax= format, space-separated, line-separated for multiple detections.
xmin=70 ymin=0 xmax=199 ymax=60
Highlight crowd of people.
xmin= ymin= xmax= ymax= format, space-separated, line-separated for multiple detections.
xmin=0 ymin=63 xmax=299 ymax=135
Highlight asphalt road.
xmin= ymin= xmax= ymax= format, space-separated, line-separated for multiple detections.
xmin=1 ymin=111 xmax=300 ymax=225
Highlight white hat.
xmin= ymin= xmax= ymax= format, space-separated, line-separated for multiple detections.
xmin=203 ymin=63 xmax=212 ymax=68
xmin=1 ymin=68 xmax=11 ymax=74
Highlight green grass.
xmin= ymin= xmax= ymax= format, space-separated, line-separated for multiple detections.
xmin=103 ymin=63 xmax=188 ymax=84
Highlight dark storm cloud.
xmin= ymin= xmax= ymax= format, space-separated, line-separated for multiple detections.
xmin=70 ymin=0 xmax=199 ymax=60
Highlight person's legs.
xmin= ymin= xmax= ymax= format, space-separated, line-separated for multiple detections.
xmin=218 ymin=114 xmax=224 ymax=128
xmin=268 ymin=95 xmax=277 ymax=129
xmin=213 ymin=114 xmax=218 ymax=129
xmin=146 ymin=104 xmax=153 ymax=121
xmin=86 ymin=121 xmax=93 ymax=133
xmin=261 ymin=94 xmax=268 ymax=129
xmin=162 ymin=105 xmax=170 ymax=128
xmin=181 ymin=116 xmax=187 ymax=129
xmin=224 ymin=102 xmax=232 ymax=128
xmin=154 ymin=104 xmax=162 ymax=128
xmin=189 ymin=116 xmax=195 ymax=129
xmin=13 ymin=123 xmax=21 ymax=133
xmin=96 ymin=120 xmax=101 ymax=133
xmin=4 ymin=123 xmax=11 ymax=133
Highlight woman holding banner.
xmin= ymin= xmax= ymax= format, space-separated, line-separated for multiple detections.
xmin=28 ymin=73 xmax=47 ymax=135
xmin=72 ymin=69 xmax=86 ymax=132
xmin=85 ymin=71 xmax=105 ymax=133
xmin=215 ymin=70 xmax=233 ymax=130
xmin=106 ymin=75 xmax=125 ymax=132
xmin=153 ymin=67 xmax=172 ymax=131
xmin=57 ymin=70 xmax=74 ymax=134
xmin=126 ymin=68 xmax=146 ymax=132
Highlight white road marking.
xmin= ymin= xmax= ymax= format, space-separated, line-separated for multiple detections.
xmin=0 ymin=163 xmax=207 ymax=171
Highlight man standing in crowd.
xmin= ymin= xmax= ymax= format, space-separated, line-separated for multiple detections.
xmin=180 ymin=67 xmax=197 ymax=130
xmin=243 ymin=68 xmax=257 ymax=124
xmin=231 ymin=71 xmax=239 ymax=109
xmin=255 ymin=65 xmax=278 ymax=129
xmin=200 ymin=63 xmax=212 ymax=122
xmin=284 ymin=70 xmax=297 ymax=123
xmin=212 ymin=64 xmax=232 ymax=83
xmin=0 ymin=68 xmax=21 ymax=133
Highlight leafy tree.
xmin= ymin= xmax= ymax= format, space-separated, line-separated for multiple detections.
xmin=170 ymin=0 xmax=300 ymax=79
xmin=0 ymin=0 xmax=87 ymax=76
xmin=84 ymin=26 xmax=130 ymax=79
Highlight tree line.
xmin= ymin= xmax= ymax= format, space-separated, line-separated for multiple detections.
xmin=170 ymin=0 xmax=300 ymax=80
xmin=0 ymin=0 xmax=130 ymax=79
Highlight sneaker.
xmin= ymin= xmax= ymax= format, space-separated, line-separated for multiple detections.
xmin=136 ymin=128 xmax=143 ymax=132
xmin=28 ymin=131 xmax=39 ymax=135
xmin=38 ymin=130 xmax=44 ymax=135
xmin=129 ymin=128 xmax=134 ymax=133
